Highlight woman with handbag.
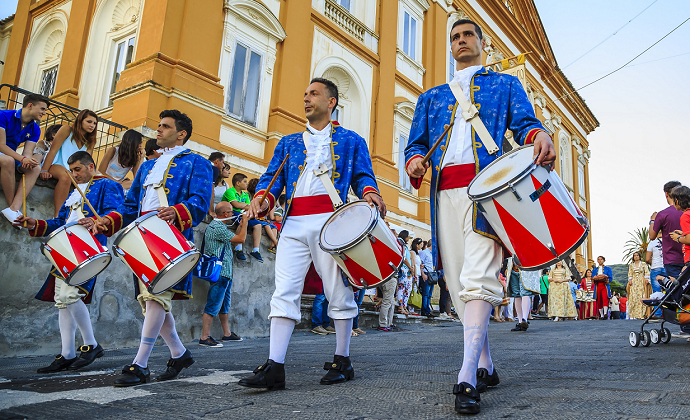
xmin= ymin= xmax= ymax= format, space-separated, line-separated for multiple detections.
xmin=548 ymin=261 xmax=578 ymax=322
xmin=419 ymin=240 xmax=438 ymax=317
xmin=408 ymin=238 xmax=424 ymax=315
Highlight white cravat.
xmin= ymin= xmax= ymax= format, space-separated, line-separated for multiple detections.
xmin=65 ymin=182 xmax=89 ymax=223
xmin=442 ymin=65 xmax=483 ymax=168
xmin=298 ymin=123 xmax=332 ymax=197
xmin=142 ymin=145 xmax=185 ymax=211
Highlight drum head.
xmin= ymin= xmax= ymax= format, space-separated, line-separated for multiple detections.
xmin=320 ymin=202 xmax=377 ymax=252
xmin=65 ymin=254 xmax=112 ymax=285
xmin=468 ymin=144 xmax=536 ymax=200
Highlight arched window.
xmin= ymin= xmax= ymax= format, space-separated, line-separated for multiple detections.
xmin=19 ymin=11 xmax=68 ymax=97
xmin=558 ymin=131 xmax=573 ymax=188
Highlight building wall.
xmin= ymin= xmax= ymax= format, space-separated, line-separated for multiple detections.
xmin=0 ymin=0 xmax=597 ymax=266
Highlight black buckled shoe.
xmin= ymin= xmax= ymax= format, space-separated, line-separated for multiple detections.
xmin=320 ymin=355 xmax=354 ymax=385
xmin=68 ymin=344 xmax=104 ymax=370
xmin=37 ymin=355 xmax=78 ymax=373
xmin=156 ymin=349 xmax=194 ymax=381
xmin=520 ymin=321 xmax=529 ymax=331
xmin=453 ymin=382 xmax=481 ymax=414
xmin=510 ymin=322 xmax=522 ymax=331
xmin=114 ymin=364 xmax=150 ymax=387
xmin=476 ymin=367 xmax=500 ymax=393
xmin=238 ymin=359 xmax=285 ymax=390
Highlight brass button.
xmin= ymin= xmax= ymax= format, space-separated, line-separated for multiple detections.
xmin=443 ymin=124 xmax=450 ymax=130
xmin=448 ymin=104 xmax=454 ymax=111
xmin=440 ymin=145 xmax=446 ymax=151
xmin=435 ymin=165 xmax=439 ymax=171
xmin=298 ymin=165 xmax=303 ymax=170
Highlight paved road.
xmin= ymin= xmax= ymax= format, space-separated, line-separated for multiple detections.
xmin=0 ymin=318 xmax=690 ymax=419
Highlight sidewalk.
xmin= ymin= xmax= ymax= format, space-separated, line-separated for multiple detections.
xmin=0 ymin=318 xmax=690 ymax=419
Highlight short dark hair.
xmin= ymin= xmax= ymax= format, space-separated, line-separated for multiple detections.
xmin=43 ymin=124 xmax=62 ymax=142
xmin=144 ymin=138 xmax=160 ymax=156
xmin=23 ymin=93 xmax=50 ymax=108
xmin=159 ymin=109 xmax=193 ymax=142
xmin=232 ymin=172 xmax=248 ymax=186
xmin=310 ymin=77 xmax=339 ymax=113
xmin=67 ymin=150 xmax=95 ymax=167
xmin=663 ymin=180 xmax=682 ymax=194
xmin=598 ymin=255 xmax=606 ymax=262
xmin=451 ymin=18 xmax=483 ymax=40
xmin=398 ymin=230 xmax=409 ymax=240
xmin=209 ymin=151 xmax=225 ymax=162
xmin=670 ymin=185 xmax=690 ymax=210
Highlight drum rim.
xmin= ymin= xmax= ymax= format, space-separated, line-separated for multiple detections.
xmin=62 ymin=253 xmax=112 ymax=286
xmin=147 ymin=249 xmax=201 ymax=295
xmin=42 ymin=220 xmax=91 ymax=244
xmin=318 ymin=201 xmax=379 ymax=253
xmin=513 ymin=226 xmax=589 ymax=271
xmin=112 ymin=211 xmax=159 ymax=255
xmin=467 ymin=144 xmax=537 ymax=201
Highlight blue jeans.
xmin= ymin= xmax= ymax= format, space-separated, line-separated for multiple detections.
xmin=352 ymin=289 xmax=366 ymax=329
xmin=311 ymin=294 xmax=330 ymax=328
xmin=649 ymin=267 xmax=666 ymax=317
xmin=421 ymin=282 xmax=434 ymax=315
xmin=203 ymin=277 xmax=232 ymax=316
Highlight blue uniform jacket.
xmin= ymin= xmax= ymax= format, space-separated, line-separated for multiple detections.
xmin=106 ymin=149 xmax=212 ymax=298
xmin=592 ymin=265 xmax=613 ymax=299
xmin=254 ymin=122 xmax=379 ymax=226
xmin=404 ymin=68 xmax=546 ymax=268
xmin=33 ymin=176 xmax=124 ymax=303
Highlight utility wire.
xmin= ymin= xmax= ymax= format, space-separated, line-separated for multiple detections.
xmin=557 ymin=17 xmax=689 ymax=102
xmin=562 ymin=0 xmax=658 ymax=70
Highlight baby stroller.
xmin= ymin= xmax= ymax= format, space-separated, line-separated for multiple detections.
xmin=629 ymin=263 xmax=690 ymax=347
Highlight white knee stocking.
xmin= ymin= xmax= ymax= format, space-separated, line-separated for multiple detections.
xmin=58 ymin=308 xmax=77 ymax=359
xmin=132 ymin=301 xmax=166 ymax=368
xmin=520 ymin=297 xmax=532 ymax=322
xmin=333 ymin=318 xmax=352 ymax=357
xmin=66 ymin=300 xmax=97 ymax=346
xmin=268 ymin=317 xmax=296 ymax=364
xmin=458 ymin=300 xmax=492 ymax=386
xmin=160 ymin=311 xmax=186 ymax=358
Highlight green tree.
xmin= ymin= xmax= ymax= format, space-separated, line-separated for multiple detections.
xmin=622 ymin=227 xmax=649 ymax=264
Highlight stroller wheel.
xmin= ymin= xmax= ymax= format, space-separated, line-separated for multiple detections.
xmin=629 ymin=331 xmax=640 ymax=347
xmin=650 ymin=329 xmax=660 ymax=344
xmin=641 ymin=330 xmax=651 ymax=347
xmin=660 ymin=327 xmax=672 ymax=344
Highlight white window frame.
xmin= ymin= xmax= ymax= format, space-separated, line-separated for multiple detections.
xmin=400 ymin=8 xmax=418 ymax=60
xmin=335 ymin=0 xmax=352 ymax=11
xmin=398 ymin=133 xmax=412 ymax=192
xmin=226 ymin=41 xmax=264 ymax=127
xmin=558 ymin=131 xmax=573 ymax=189
xmin=38 ymin=64 xmax=59 ymax=97
xmin=106 ymin=34 xmax=136 ymax=107
xmin=331 ymin=104 xmax=344 ymax=125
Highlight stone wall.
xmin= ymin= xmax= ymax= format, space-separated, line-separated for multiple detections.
xmin=0 ymin=183 xmax=278 ymax=357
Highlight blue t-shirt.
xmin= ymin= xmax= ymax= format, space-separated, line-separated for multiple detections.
xmin=0 ymin=109 xmax=41 ymax=151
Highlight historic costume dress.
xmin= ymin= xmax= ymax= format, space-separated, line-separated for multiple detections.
xmin=547 ymin=266 xmax=577 ymax=318
xmin=577 ymin=276 xmax=595 ymax=320
xmin=626 ymin=261 xmax=651 ymax=319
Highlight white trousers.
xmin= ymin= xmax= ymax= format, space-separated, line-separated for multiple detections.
xmin=269 ymin=213 xmax=357 ymax=322
xmin=437 ymin=187 xmax=504 ymax=320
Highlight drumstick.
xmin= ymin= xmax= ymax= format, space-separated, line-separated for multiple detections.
xmin=22 ymin=174 xmax=26 ymax=228
xmin=258 ymin=153 xmax=289 ymax=212
xmin=421 ymin=122 xmax=454 ymax=166
xmin=68 ymin=173 xmax=100 ymax=219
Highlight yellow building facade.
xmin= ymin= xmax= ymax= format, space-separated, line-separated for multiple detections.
xmin=0 ymin=0 xmax=598 ymax=268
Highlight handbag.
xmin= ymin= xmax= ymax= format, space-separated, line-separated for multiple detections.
xmin=193 ymin=234 xmax=226 ymax=283
xmin=408 ymin=283 xmax=422 ymax=308
xmin=426 ymin=270 xmax=440 ymax=286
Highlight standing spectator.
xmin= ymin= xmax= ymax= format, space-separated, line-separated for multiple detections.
xmin=619 ymin=293 xmax=628 ymax=320
xmin=351 ymin=289 xmax=366 ymax=336
xmin=548 ymin=261 xmax=577 ymax=322
xmin=408 ymin=238 xmax=424 ymax=315
xmin=222 ymin=173 xmax=250 ymax=261
xmin=40 ymin=109 xmax=98 ymax=217
xmin=98 ymin=129 xmax=145 ymax=190
xmin=568 ymin=277 xmax=579 ymax=320
xmin=609 ymin=292 xmax=621 ymax=320
xmin=646 ymin=235 xmax=665 ymax=318
xmin=0 ymin=93 xmax=48 ymax=225
xmin=505 ymin=259 xmax=537 ymax=331
xmin=418 ymin=239 xmax=436 ymax=317
xmin=592 ymin=256 xmax=613 ymax=320
xmin=626 ymin=251 xmax=651 ymax=320
xmin=578 ymin=269 xmax=595 ymax=320
xmin=199 ymin=202 xmax=248 ymax=347
xmin=246 ymin=178 xmax=278 ymax=261
xmin=378 ymin=221 xmax=398 ymax=331
xmin=212 ymin=162 xmax=231 ymax=204
xmin=395 ymin=230 xmax=413 ymax=315
xmin=144 ymin=138 xmax=161 ymax=160
xmin=32 ymin=123 xmax=61 ymax=166
xmin=535 ymin=268 xmax=549 ymax=316
xmin=668 ymin=185 xmax=690 ymax=265
xmin=649 ymin=181 xmax=684 ymax=280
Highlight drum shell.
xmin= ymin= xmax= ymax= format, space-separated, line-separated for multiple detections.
xmin=41 ymin=221 xmax=111 ymax=286
xmin=112 ymin=212 xmax=200 ymax=295
xmin=468 ymin=147 xmax=588 ymax=270
xmin=319 ymin=202 xmax=404 ymax=289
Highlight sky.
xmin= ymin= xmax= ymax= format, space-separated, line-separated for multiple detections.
xmin=0 ymin=1 xmax=692 ymax=265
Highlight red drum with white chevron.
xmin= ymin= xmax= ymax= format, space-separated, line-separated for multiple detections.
xmin=467 ymin=144 xmax=589 ymax=270
xmin=319 ymin=201 xmax=404 ymax=289
xmin=112 ymin=212 xmax=200 ymax=294
xmin=42 ymin=222 xmax=112 ymax=286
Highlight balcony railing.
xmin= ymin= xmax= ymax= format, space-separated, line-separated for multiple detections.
xmin=325 ymin=0 xmax=368 ymax=42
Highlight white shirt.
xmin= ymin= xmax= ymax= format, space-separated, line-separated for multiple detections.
xmin=646 ymin=239 xmax=664 ymax=269
xmin=65 ymin=182 xmax=89 ymax=224
xmin=141 ymin=146 xmax=185 ymax=212
xmin=441 ymin=65 xmax=483 ymax=168
xmin=296 ymin=123 xmax=332 ymax=198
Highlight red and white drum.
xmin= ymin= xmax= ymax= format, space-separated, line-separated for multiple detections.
xmin=467 ymin=144 xmax=588 ymax=270
xmin=112 ymin=212 xmax=200 ymax=295
xmin=319 ymin=201 xmax=404 ymax=289
xmin=41 ymin=222 xmax=112 ymax=286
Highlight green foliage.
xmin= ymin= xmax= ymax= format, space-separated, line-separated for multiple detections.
xmin=622 ymin=227 xmax=649 ymax=264
xmin=609 ymin=280 xmax=625 ymax=296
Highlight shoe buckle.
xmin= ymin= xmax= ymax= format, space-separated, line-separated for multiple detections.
xmin=79 ymin=345 xmax=91 ymax=352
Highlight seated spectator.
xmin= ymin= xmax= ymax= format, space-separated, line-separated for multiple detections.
xmin=245 ymin=178 xmax=278 ymax=261
xmin=97 ymin=129 xmax=144 ymax=190
xmin=32 ymin=123 xmax=61 ymax=166
xmin=40 ymin=109 xmax=98 ymax=217
xmin=213 ymin=162 xmax=231 ymax=205
xmin=311 ymin=293 xmax=335 ymax=335
xmin=144 ymin=138 xmax=161 ymax=160
xmin=208 ymin=151 xmax=225 ymax=184
xmin=0 ymin=93 xmax=48 ymax=225
xmin=271 ymin=208 xmax=283 ymax=231
xmin=199 ymin=202 xmax=249 ymax=347
xmin=222 ymin=173 xmax=250 ymax=261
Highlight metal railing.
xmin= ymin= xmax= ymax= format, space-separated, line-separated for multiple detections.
xmin=0 ymin=84 xmax=127 ymax=164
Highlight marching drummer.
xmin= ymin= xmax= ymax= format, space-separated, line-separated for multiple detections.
xmin=238 ymin=78 xmax=385 ymax=391
xmin=14 ymin=151 xmax=124 ymax=373
xmin=404 ymin=19 xmax=555 ymax=415
xmin=97 ymin=110 xmax=212 ymax=386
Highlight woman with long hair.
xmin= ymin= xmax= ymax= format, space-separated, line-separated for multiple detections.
xmin=578 ymin=269 xmax=595 ymax=320
xmin=98 ymin=129 xmax=144 ymax=190
xmin=547 ymin=261 xmax=578 ymax=321
xmin=213 ymin=162 xmax=231 ymax=204
xmin=408 ymin=237 xmax=424 ymax=315
xmin=40 ymin=109 xmax=98 ymax=216
xmin=626 ymin=251 xmax=651 ymax=320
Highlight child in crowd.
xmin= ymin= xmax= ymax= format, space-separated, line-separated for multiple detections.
xmin=32 ymin=124 xmax=61 ymax=166
xmin=222 ymin=173 xmax=250 ymax=261
xmin=246 ymin=178 xmax=278 ymax=260
xmin=97 ymin=129 xmax=144 ymax=190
